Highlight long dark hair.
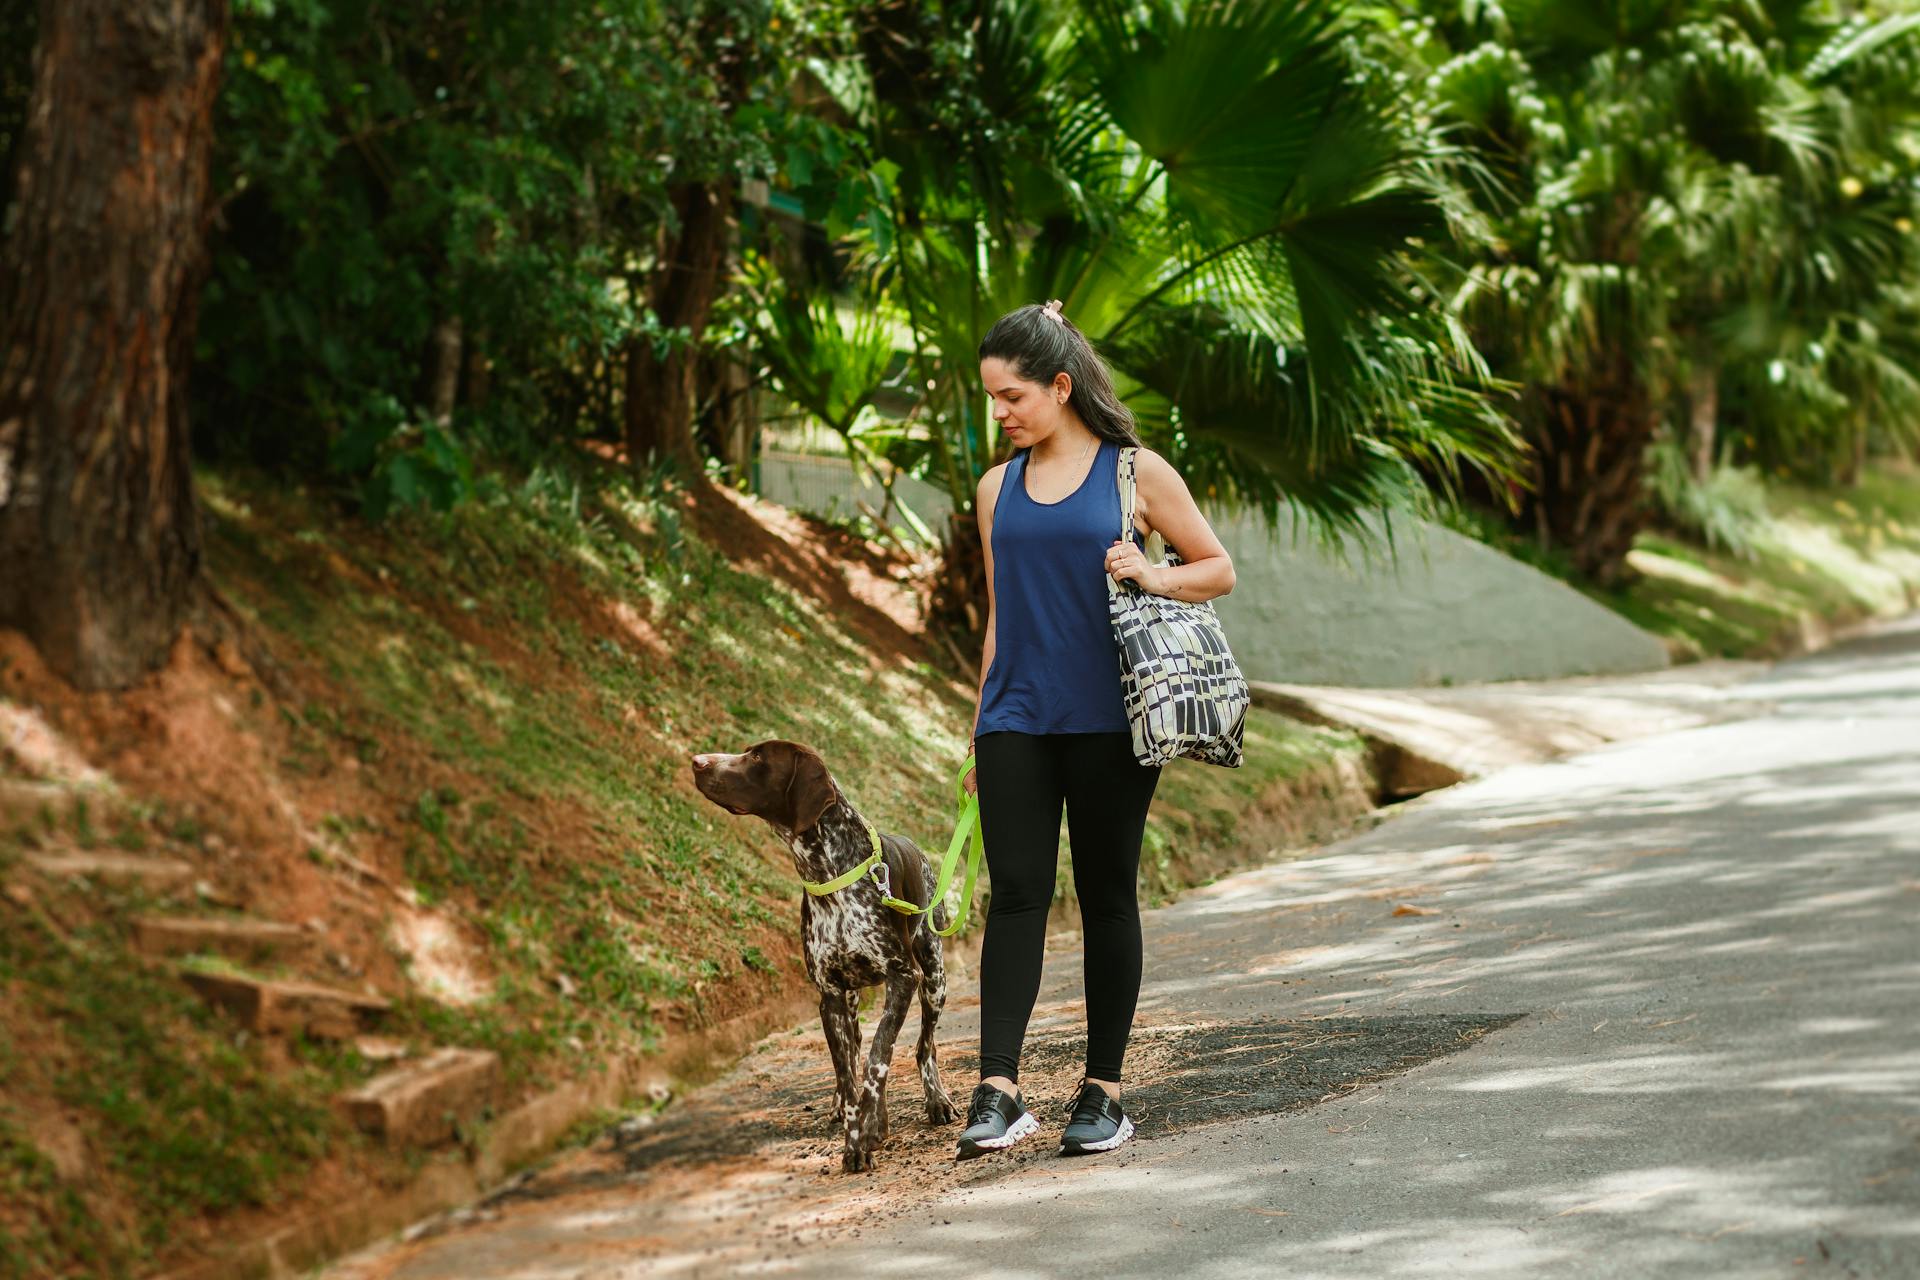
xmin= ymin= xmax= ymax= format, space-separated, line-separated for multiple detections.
xmin=978 ymin=300 xmax=1142 ymax=449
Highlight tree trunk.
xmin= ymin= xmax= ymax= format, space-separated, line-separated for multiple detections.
xmin=464 ymin=329 xmax=492 ymax=412
xmin=624 ymin=181 xmax=732 ymax=474
xmin=0 ymin=0 xmax=226 ymax=690
xmin=928 ymin=508 xmax=988 ymax=647
xmin=697 ymin=347 xmax=758 ymax=486
xmin=1687 ymin=359 xmax=1718 ymax=483
xmin=1521 ymin=373 xmax=1657 ymax=586
xmin=428 ymin=315 xmax=463 ymax=424
xmin=1838 ymin=418 xmax=1867 ymax=488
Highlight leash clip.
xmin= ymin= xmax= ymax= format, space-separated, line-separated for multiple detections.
xmin=868 ymin=858 xmax=892 ymax=900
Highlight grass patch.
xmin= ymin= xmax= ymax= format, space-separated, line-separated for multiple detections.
xmin=1455 ymin=457 xmax=1920 ymax=660
xmin=1130 ymin=710 xmax=1368 ymax=906
xmin=0 ymin=1116 xmax=102 ymax=1280
xmin=1 ymin=448 xmax=1381 ymax=1277
xmin=200 ymin=455 xmax=974 ymax=1065
xmin=1608 ymin=462 xmax=1920 ymax=659
xmin=0 ymin=892 xmax=352 ymax=1276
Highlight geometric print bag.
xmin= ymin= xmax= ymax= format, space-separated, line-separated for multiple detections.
xmin=1105 ymin=446 xmax=1251 ymax=769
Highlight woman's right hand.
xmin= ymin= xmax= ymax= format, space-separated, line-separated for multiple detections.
xmin=963 ymin=739 xmax=978 ymax=795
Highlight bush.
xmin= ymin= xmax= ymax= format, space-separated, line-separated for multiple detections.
xmin=1645 ymin=435 xmax=1772 ymax=559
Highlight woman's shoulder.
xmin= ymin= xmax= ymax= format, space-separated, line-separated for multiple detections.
xmin=1129 ymin=445 xmax=1184 ymax=487
xmin=976 ymin=459 xmax=1012 ymax=511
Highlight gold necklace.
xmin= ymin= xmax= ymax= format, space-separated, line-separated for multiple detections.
xmin=1037 ymin=432 xmax=1095 ymax=475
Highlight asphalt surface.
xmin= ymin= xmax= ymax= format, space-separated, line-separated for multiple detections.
xmin=791 ymin=613 xmax=1920 ymax=1280
xmin=330 ymin=613 xmax=1920 ymax=1280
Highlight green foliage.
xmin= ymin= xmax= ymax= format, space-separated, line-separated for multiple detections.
xmin=1402 ymin=0 xmax=1920 ymax=574
xmin=194 ymin=0 xmax=787 ymax=513
xmin=0 ymin=903 xmax=341 ymax=1273
xmin=0 ymin=1117 xmax=101 ymax=1280
xmin=730 ymin=252 xmax=902 ymax=439
xmin=751 ymin=0 xmax=1525 ymax=552
xmin=1646 ymin=434 xmax=1772 ymax=557
xmin=1723 ymin=283 xmax=1920 ymax=481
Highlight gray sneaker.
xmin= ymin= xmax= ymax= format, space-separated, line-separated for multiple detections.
xmin=1059 ymin=1080 xmax=1133 ymax=1155
xmin=955 ymin=1082 xmax=1038 ymax=1160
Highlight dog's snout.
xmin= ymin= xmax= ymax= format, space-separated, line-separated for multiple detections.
xmin=691 ymin=754 xmax=712 ymax=773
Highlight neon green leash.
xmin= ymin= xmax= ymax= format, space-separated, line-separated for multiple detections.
xmin=800 ymin=754 xmax=983 ymax=938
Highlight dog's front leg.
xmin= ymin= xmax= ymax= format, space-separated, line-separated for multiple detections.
xmin=819 ymin=990 xmax=861 ymax=1135
xmin=844 ymin=973 xmax=914 ymax=1172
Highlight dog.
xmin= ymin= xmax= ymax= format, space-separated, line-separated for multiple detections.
xmin=690 ymin=739 xmax=958 ymax=1170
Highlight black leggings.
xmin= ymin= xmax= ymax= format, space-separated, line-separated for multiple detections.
xmin=974 ymin=730 xmax=1162 ymax=1083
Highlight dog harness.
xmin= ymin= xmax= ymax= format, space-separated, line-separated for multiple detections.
xmin=800 ymin=754 xmax=984 ymax=938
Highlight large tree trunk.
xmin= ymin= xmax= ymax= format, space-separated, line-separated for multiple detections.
xmin=624 ymin=181 xmax=732 ymax=474
xmin=1522 ymin=374 xmax=1657 ymax=586
xmin=0 ymin=0 xmax=226 ymax=690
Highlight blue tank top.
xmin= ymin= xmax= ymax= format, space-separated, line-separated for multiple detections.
xmin=975 ymin=438 xmax=1133 ymax=736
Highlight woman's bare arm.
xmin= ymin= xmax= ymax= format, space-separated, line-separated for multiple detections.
xmin=1131 ymin=448 xmax=1235 ymax=602
xmin=965 ymin=463 xmax=1007 ymax=791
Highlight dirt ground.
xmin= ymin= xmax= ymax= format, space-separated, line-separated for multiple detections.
xmin=0 ymin=462 xmax=950 ymax=1277
xmin=328 ymin=996 xmax=1518 ymax=1279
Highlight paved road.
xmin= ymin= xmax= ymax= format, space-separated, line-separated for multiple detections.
xmin=333 ymin=614 xmax=1920 ymax=1279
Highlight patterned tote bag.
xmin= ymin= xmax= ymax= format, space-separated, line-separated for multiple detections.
xmin=1106 ymin=447 xmax=1250 ymax=768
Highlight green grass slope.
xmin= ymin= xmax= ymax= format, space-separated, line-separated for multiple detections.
xmin=0 ymin=452 xmax=1370 ymax=1278
xmin=1612 ymin=462 xmax=1920 ymax=659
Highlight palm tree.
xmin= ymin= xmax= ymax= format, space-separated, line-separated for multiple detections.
xmin=1405 ymin=0 xmax=1920 ymax=581
xmin=756 ymin=0 xmax=1523 ymax=641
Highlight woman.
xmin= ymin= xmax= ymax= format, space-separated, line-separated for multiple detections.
xmin=956 ymin=298 xmax=1236 ymax=1159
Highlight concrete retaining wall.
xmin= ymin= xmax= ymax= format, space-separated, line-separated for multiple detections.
xmin=756 ymin=451 xmax=1669 ymax=687
xmin=755 ymin=451 xmax=952 ymax=532
xmin=1210 ymin=511 xmax=1669 ymax=686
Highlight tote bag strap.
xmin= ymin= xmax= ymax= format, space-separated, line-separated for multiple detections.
xmin=1115 ymin=447 xmax=1168 ymax=570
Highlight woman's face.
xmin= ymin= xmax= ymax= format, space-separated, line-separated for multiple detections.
xmin=981 ymin=356 xmax=1069 ymax=448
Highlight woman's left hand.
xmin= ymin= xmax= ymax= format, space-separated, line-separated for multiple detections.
xmin=1106 ymin=539 xmax=1164 ymax=595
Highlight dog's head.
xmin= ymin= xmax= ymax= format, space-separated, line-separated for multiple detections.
xmin=690 ymin=740 xmax=840 ymax=836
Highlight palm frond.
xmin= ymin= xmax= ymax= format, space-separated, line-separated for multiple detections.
xmin=1078 ymin=0 xmax=1352 ymax=242
xmin=1106 ymin=302 xmax=1519 ymax=548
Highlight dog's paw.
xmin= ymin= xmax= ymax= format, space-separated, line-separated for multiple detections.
xmin=926 ymin=1091 xmax=957 ymax=1125
xmin=841 ymin=1141 xmax=876 ymax=1173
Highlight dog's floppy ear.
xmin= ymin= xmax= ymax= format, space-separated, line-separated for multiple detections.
xmin=781 ymin=744 xmax=838 ymax=836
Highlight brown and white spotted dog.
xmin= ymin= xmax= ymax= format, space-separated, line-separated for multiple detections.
xmin=690 ymin=739 xmax=958 ymax=1170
